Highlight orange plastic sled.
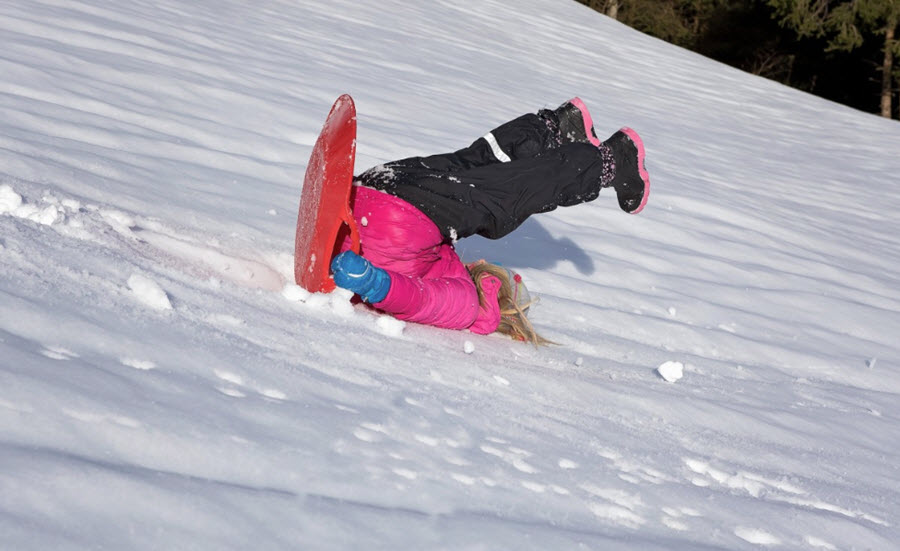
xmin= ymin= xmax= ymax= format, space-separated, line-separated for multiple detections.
xmin=294 ymin=94 xmax=360 ymax=293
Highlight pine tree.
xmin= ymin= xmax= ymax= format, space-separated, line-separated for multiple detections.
xmin=769 ymin=0 xmax=900 ymax=118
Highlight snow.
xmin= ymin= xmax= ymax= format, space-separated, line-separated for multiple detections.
xmin=0 ymin=185 xmax=22 ymax=213
xmin=1 ymin=0 xmax=899 ymax=549
xmin=126 ymin=273 xmax=173 ymax=311
xmin=463 ymin=340 xmax=476 ymax=354
xmin=280 ymin=283 xmax=311 ymax=303
xmin=0 ymin=184 xmax=60 ymax=225
xmin=376 ymin=315 xmax=405 ymax=337
xmin=657 ymin=360 xmax=684 ymax=382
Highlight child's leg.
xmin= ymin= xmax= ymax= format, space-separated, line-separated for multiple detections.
xmin=417 ymin=113 xmax=560 ymax=169
xmin=379 ymin=142 xmax=610 ymax=240
xmin=461 ymin=143 xmax=612 ymax=238
xmin=417 ymin=97 xmax=599 ymax=170
xmin=357 ymin=112 xmax=559 ymax=189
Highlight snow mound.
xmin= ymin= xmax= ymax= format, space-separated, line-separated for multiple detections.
xmin=126 ymin=274 xmax=173 ymax=311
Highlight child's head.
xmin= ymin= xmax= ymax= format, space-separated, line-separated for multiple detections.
xmin=466 ymin=260 xmax=551 ymax=346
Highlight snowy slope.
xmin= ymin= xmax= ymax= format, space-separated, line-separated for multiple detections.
xmin=2 ymin=0 xmax=900 ymax=549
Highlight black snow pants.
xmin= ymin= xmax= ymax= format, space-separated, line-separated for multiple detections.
xmin=354 ymin=112 xmax=610 ymax=241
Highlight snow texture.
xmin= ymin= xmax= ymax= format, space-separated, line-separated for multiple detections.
xmin=1 ymin=0 xmax=900 ymax=549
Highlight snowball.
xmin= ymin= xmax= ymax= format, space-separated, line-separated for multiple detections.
xmin=574 ymin=357 xmax=584 ymax=366
xmin=127 ymin=274 xmax=173 ymax=310
xmin=657 ymin=360 xmax=684 ymax=383
xmin=668 ymin=306 xmax=677 ymax=317
xmin=463 ymin=340 xmax=475 ymax=354
xmin=361 ymin=216 xmax=368 ymax=226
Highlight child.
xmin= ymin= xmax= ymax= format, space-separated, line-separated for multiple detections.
xmin=330 ymin=98 xmax=650 ymax=344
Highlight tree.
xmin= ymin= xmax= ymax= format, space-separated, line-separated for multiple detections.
xmin=697 ymin=0 xmax=800 ymax=81
xmin=586 ymin=0 xmax=727 ymax=48
xmin=768 ymin=0 xmax=900 ymax=118
xmin=576 ymin=0 xmax=622 ymax=19
xmin=575 ymin=0 xmax=894 ymax=117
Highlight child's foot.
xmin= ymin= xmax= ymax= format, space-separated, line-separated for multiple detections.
xmin=543 ymin=97 xmax=600 ymax=147
xmin=601 ymin=128 xmax=650 ymax=214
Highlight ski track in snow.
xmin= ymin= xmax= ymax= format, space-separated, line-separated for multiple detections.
xmin=2 ymin=0 xmax=900 ymax=549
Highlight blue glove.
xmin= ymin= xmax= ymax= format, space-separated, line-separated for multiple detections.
xmin=331 ymin=251 xmax=391 ymax=303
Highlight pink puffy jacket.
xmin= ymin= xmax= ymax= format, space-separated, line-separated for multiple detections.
xmin=340 ymin=185 xmax=502 ymax=334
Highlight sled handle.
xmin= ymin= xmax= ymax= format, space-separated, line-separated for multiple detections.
xmin=342 ymin=206 xmax=361 ymax=255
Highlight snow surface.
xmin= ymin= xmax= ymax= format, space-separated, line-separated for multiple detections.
xmin=2 ymin=0 xmax=900 ymax=549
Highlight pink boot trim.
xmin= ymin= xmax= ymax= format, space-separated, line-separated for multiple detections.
xmin=568 ymin=97 xmax=600 ymax=147
xmin=620 ymin=127 xmax=650 ymax=214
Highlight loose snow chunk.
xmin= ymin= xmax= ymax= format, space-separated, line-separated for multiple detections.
xmin=281 ymin=283 xmax=310 ymax=302
xmin=0 ymin=185 xmax=23 ymax=214
xmin=127 ymin=274 xmax=173 ymax=310
xmin=30 ymin=204 xmax=61 ymax=225
xmin=61 ymin=198 xmax=82 ymax=211
xmin=376 ymin=315 xmax=405 ymax=337
xmin=329 ymin=288 xmax=355 ymax=316
xmin=657 ymin=361 xmax=684 ymax=382
xmin=0 ymin=186 xmax=60 ymax=225
xmin=463 ymin=340 xmax=475 ymax=354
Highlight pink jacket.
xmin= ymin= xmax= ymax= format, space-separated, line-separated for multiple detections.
xmin=340 ymin=185 xmax=501 ymax=334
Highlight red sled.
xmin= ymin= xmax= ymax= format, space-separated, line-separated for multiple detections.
xmin=294 ymin=94 xmax=361 ymax=293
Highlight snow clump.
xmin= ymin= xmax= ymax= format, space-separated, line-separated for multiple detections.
xmin=376 ymin=315 xmax=405 ymax=337
xmin=657 ymin=361 xmax=684 ymax=383
xmin=127 ymin=274 xmax=173 ymax=310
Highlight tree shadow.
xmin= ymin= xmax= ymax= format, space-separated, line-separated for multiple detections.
xmin=455 ymin=217 xmax=595 ymax=275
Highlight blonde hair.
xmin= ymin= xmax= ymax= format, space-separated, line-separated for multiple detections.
xmin=467 ymin=262 xmax=553 ymax=346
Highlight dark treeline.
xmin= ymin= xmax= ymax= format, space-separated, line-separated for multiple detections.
xmin=578 ymin=0 xmax=899 ymax=120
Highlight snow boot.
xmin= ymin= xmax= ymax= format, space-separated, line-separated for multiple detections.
xmin=542 ymin=97 xmax=600 ymax=147
xmin=601 ymin=128 xmax=650 ymax=214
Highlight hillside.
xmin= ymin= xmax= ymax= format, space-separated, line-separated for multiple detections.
xmin=2 ymin=0 xmax=899 ymax=549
